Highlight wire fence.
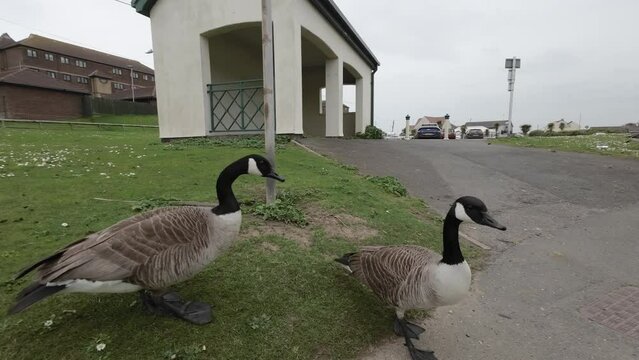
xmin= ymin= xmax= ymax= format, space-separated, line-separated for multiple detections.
xmin=0 ymin=118 xmax=158 ymax=130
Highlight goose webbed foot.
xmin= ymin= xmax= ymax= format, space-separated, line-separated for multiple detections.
xmin=394 ymin=317 xmax=437 ymax=360
xmin=394 ymin=317 xmax=425 ymax=339
xmin=139 ymin=291 xmax=212 ymax=325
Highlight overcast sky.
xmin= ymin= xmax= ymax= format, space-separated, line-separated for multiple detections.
xmin=1 ymin=0 xmax=638 ymax=132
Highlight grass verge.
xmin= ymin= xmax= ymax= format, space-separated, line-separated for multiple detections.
xmin=493 ymin=134 xmax=639 ymax=158
xmin=0 ymin=125 xmax=480 ymax=359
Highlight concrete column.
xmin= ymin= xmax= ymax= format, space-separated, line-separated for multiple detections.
xmin=273 ymin=9 xmax=303 ymax=134
xmin=325 ymin=58 xmax=343 ymax=137
xmin=355 ymin=77 xmax=364 ymax=133
xmin=199 ymin=35 xmax=212 ymax=134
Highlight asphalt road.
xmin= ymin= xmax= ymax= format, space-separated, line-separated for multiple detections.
xmin=300 ymin=138 xmax=639 ymax=360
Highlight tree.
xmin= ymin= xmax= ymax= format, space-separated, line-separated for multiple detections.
xmin=461 ymin=125 xmax=467 ymax=139
xmin=559 ymin=122 xmax=566 ymax=132
xmin=494 ymin=123 xmax=500 ymax=138
xmin=547 ymin=123 xmax=555 ymax=133
xmin=520 ymin=124 xmax=532 ymax=135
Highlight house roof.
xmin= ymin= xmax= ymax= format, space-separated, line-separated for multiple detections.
xmin=465 ymin=120 xmax=510 ymax=128
xmin=4 ymin=34 xmax=154 ymax=74
xmin=131 ymin=0 xmax=380 ymax=70
xmin=0 ymin=68 xmax=90 ymax=94
xmin=0 ymin=33 xmax=16 ymax=49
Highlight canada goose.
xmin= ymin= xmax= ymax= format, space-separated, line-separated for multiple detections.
xmin=8 ymin=154 xmax=284 ymax=325
xmin=336 ymin=196 xmax=506 ymax=360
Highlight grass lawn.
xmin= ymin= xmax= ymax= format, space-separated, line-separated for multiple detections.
xmin=493 ymin=134 xmax=639 ymax=158
xmin=0 ymin=125 xmax=480 ymax=360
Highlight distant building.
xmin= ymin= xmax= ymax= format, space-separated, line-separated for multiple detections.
xmin=0 ymin=33 xmax=155 ymax=119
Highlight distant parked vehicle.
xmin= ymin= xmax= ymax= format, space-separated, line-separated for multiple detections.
xmin=415 ymin=125 xmax=442 ymax=139
xmin=466 ymin=129 xmax=484 ymax=139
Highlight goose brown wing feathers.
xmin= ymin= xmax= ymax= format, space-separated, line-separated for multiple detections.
xmin=31 ymin=207 xmax=211 ymax=287
xmin=348 ymin=245 xmax=439 ymax=306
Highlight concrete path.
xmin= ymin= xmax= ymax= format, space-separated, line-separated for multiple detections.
xmin=300 ymin=138 xmax=639 ymax=360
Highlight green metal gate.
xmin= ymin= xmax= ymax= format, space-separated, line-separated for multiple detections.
xmin=207 ymin=80 xmax=264 ymax=132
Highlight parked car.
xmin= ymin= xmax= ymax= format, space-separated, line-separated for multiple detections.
xmin=466 ymin=128 xmax=484 ymax=139
xmin=415 ymin=125 xmax=442 ymax=139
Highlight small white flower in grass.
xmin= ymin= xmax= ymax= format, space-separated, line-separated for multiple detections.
xmin=61 ymin=222 xmax=69 ymax=227
xmin=43 ymin=319 xmax=53 ymax=328
xmin=96 ymin=343 xmax=106 ymax=352
xmin=202 ymin=345 xmax=206 ymax=351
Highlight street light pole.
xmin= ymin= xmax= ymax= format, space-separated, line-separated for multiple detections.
xmin=128 ymin=65 xmax=136 ymax=103
xmin=505 ymin=57 xmax=520 ymax=135
xmin=261 ymin=0 xmax=276 ymax=204
xmin=405 ymin=114 xmax=410 ymax=140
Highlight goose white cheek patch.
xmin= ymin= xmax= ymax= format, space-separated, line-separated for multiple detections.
xmin=455 ymin=203 xmax=474 ymax=222
xmin=248 ymin=158 xmax=260 ymax=175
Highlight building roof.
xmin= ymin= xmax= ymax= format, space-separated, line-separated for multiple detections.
xmin=131 ymin=0 xmax=380 ymax=70
xmin=5 ymin=34 xmax=153 ymax=74
xmin=465 ymin=120 xmax=510 ymax=128
xmin=0 ymin=68 xmax=90 ymax=94
xmin=0 ymin=33 xmax=16 ymax=49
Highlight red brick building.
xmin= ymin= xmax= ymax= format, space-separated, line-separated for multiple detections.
xmin=0 ymin=33 xmax=155 ymax=119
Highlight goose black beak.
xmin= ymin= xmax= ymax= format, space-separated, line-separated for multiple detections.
xmin=264 ymin=172 xmax=285 ymax=182
xmin=479 ymin=212 xmax=506 ymax=231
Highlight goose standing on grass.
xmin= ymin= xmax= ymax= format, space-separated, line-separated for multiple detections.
xmin=336 ymin=196 xmax=506 ymax=360
xmin=8 ymin=154 xmax=284 ymax=325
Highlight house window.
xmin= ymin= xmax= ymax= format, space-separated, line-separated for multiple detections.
xmin=151 ymin=75 xmax=154 ymax=81
xmin=112 ymin=68 xmax=122 ymax=75
xmin=75 ymin=60 xmax=87 ymax=68
xmin=60 ymin=56 xmax=69 ymax=64
xmin=113 ymin=83 xmax=125 ymax=90
xmin=77 ymin=76 xmax=88 ymax=84
xmin=26 ymin=49 xmax=37 ymax=57
xmin=132 ymin=72 xmax=139 ymax=79
xmin=45 ymin=53 xmax=54 ymax=61
xmin=47 ymin=71 xmax=56 ymax=78
xmin=63 ymin=74 xmax=71 ymax=81
xmin=143 ymin=74 xmax=148 ymax=80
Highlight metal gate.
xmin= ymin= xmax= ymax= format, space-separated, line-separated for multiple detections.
xmin=207 ymin=80 xmax=264 ymax=132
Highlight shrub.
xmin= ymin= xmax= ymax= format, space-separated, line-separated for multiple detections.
xmin=356 ymin=125 xmax=384 ymax=139
xmin=247 ymin=190 xmax=308 ymax=226
xmin=365 ymin=176 xmax=407 ymax=196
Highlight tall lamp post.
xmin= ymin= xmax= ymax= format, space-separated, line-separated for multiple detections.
xmin=505 ymin=57 xmax=521 ymax=135
xmin=405 ymin=114 xmax=410 ymax=140
xmin=127 ymin=65 xmax=136 ymax=103
xmin=444 ymin=113 xmax=450 ymax=140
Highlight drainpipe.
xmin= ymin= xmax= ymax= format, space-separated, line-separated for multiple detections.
xmin=370 ymin=68 xmax=377 ymax=127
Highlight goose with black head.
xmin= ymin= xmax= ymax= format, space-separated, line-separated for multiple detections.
xmin=8 ymin=155 xmax=284 ymax=325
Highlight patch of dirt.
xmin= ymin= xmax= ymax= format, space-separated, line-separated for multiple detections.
xmin=304 ymin=204 xmax=378 ymax=242
xmin=241 ymin=204 xmax=378 ymax=247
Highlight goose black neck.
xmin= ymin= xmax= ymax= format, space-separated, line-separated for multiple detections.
xmin=441 ymin=208 xmax=464 ymax=265
xmin=212 ymin=161 xmax=244 ymax=215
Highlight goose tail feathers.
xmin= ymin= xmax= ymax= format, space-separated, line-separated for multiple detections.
xmin=7 ymin=283 xmax=65 ymax=315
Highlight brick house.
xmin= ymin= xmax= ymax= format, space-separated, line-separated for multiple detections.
xmin=0 ymin=33 xmax=155 ymax=119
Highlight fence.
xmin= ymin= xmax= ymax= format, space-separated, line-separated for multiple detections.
xmin=83 ymin=96 xmax=157 ymax=116
xmin=0 ymin=118 xmax=158 ymax=130
xmin=207 ymin=80 xmax=264 ymax=132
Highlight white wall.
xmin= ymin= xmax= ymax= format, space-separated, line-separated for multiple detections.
xmin=149 ymin=0 xmax=374 ymax=138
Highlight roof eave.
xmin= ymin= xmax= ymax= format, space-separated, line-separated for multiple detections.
xmin=132 ymin=0 xmax=157 ymax=17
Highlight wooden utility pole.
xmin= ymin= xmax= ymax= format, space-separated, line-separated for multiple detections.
xmin=261 ymin=0 xmax=276 ymax=203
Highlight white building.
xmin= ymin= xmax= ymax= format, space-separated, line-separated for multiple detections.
xmin=549 ymin=119 xmax=580 ymax=131
xmin=133 ymin=0 xmax=379 ymax=140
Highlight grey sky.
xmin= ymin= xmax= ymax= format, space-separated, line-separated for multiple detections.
xmin=1 ymin=0 xmax=638 ymax=132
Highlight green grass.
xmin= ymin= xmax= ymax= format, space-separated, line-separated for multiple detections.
xmin=0 ymin=125 xmax=480 ymax=360
xmin=493 ymin=134 xmax=639 ymax=158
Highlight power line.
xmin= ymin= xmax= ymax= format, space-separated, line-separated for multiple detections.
xmin=113 ymin=0 xmax=130 ymax=5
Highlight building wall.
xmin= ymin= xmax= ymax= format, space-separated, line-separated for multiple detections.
xmin=0 ymin=84 xmax=84 ymax=120
xmin=0 ymin=45 xmax=155 ymax=94
xmin=149 ymin=0 xmax=374 ymax=139
xmin=302 ymin=65 xmax=325 ymax=136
